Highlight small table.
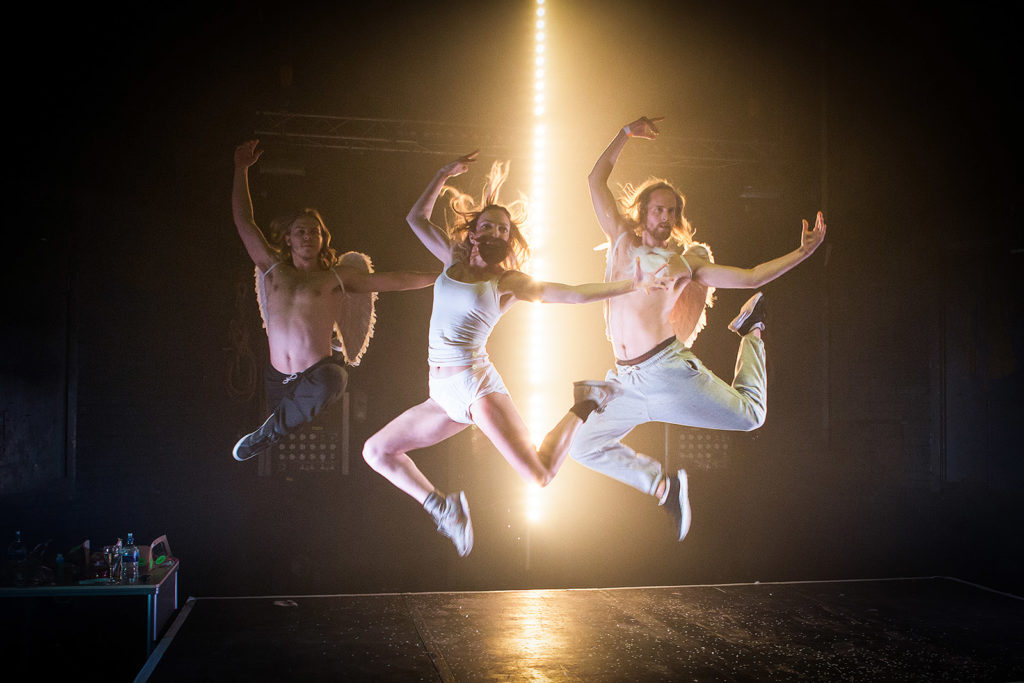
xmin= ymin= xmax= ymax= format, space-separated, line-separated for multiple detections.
xmin=0 ymin=559 xmax=179 ymax=655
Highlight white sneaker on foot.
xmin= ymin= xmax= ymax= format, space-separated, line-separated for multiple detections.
xmin=434 ymin=491 xmax=474 ymax=557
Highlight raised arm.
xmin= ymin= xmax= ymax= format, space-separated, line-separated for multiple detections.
xmin=232 ymin=140 xmax=278 ymax=272
xmin=406 ymin=151 xmax=479 ymax=264
xmin=588 ymin=116 xmax=663 ymax=239
xmin=689 ymin=212 xmax=828 ymax=289
xmin=337 ymin=266 xmax=440 ymax=294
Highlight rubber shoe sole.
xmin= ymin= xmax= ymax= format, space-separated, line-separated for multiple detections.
xmin=662 ymin=468 xmax=692 ymax=541
xmin=437 ymin=491 xmax=474 ymax=558
xmin=728 ymin=292 xmax=765 ymax=336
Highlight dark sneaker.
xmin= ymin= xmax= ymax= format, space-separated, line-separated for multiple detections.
xmin=434 ymin=491 xmax=474 ymax=557
xmin=660 ymin=468 xmax=692 ymax=541
xmin=232 ymin=415 xmax=279 ymax=462
xmin=728 ymin=292 xmax=766 ymax=336
xmin=573 ymin=380 xmax=624 ymax=414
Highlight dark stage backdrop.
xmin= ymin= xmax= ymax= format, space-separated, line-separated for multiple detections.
xmin=2 ymin=0 xmax=1021 ymax=598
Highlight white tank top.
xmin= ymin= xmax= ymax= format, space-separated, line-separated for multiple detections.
xmin=427 ymin=266 xmax=503 ymax=366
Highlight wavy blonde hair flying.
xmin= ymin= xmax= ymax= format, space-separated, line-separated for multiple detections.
xmin=618 ymin=177 xmax=695 ymax=247
xmin=441 ymin=160 xmax=531 ymax=270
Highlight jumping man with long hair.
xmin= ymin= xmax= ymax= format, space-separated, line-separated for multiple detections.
xmin=570 ymin=116 xmax=827 ymax=542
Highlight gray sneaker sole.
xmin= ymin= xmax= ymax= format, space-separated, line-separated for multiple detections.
xmin=728 ymin=292 xmax=764 ymax=334
xmin=455 ymin=491 xmax=474 ymax=557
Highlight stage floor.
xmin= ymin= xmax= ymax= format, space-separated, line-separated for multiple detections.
xmin=137 ymin=576 xmax=1023 ymax=682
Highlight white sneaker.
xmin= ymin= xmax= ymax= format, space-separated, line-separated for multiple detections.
xmin=434 ymin=491 xmax=474 ymax=557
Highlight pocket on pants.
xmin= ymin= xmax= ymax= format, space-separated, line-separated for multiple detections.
xmin=666 ymin=350 xmax=701 ymax=376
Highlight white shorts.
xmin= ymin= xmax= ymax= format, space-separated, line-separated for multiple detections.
xmin=428 ymin=362 xmax=510 ymax=424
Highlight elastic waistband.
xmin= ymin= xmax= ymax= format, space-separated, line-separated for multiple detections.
xmin=427 ymin=351 xmax=489 ymax=368
xmin=616 ymin=336 xmax=678 ymax=367
xmin=267 ymin=355 xmax=339 ymax=383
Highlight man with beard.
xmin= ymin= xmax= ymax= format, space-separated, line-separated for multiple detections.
xmin=569 ymin=116 xmax=827 ymax=541
xmin=231 ymin=139 xmax=440 ymax=462
xmin=361 ymin=151 xmax=668 ymax=557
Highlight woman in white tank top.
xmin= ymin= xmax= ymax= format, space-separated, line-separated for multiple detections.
xmin=361 ymin=151 xmax=664 ymax=557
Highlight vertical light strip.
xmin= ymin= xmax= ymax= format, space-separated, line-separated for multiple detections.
xmin=528 ymin=0 xmax=549 ymax=445
xmin=526 ymin=0 xmax=549 ymax=524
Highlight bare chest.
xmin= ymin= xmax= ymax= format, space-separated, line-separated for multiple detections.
xmin=266 ymin=268 xmax=342 ymax=307
xmin=608 ymin=240 xmax=685 ymax=321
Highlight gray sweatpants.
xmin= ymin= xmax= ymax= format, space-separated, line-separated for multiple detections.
xmin=568 ymin=335 xmax=766 ymax=495
xmin=263 ymin=356 xmax=348 ymax=440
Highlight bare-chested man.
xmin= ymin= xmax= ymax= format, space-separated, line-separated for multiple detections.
xmin=569 ymin=116 xmax=827 ymax=540
xmin=231 ymin=140 xmax=438 ymax=461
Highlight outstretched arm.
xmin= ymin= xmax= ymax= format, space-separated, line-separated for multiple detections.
xmin=500 ymin=259 xmax=665 ymax=304
xmin=690 ymin=212 xmax=828 ymax=288
xmin=337 ymin=267 xmax=440 ymax=294
xmin=406 ymin=151 xmax=479 ymax=264
xmin=232 ymin=140 xmax=278 ymax=272
xmin=588 ymin=116 xmax=663 ymax=239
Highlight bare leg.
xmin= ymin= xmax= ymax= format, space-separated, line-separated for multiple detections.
xmin=538 ymin=411 xmax=585 ymax=479
xmin=470 ymin=392 xmax=582 ymax=487
xmin=362 ymin=399 xmax=467 ymax=503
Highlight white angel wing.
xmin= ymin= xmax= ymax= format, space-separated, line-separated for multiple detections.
xmin=331 ymin=251 xmax=378 ymax=366
xmin=670 ymin=242 xmax=716 ymax=347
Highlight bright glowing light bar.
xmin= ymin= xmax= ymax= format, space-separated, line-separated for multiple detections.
xmin=526 ymin=0 xmax=551 ymax=526
xmin=527 ymin=0 xmax=550 ymax=462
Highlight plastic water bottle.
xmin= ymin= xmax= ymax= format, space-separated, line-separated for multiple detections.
xmin=122 ymin=533 xmax=140 ymax=584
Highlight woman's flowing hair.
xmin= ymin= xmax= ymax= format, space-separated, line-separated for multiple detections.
xmin=268 ymin=208 xmax=337 ymax=269
xmin=618 ymin=177 xmax=695 ymax=247
xmin=441 ymin=160 xmax=530 ymax=270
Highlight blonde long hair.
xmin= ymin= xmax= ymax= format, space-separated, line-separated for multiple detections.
xmin=618 ymin=177 xmax=695 ymax=247
xmin=441 ymin=160 xmax=530 ymax=270
xmin=268 ymin=208 xmax=338 ymax=269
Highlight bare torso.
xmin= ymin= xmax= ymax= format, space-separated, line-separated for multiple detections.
xmin=262 ymin=263 xmax=344 ymax=374
xmin=607 ymin=233 xmax=693 ymax=360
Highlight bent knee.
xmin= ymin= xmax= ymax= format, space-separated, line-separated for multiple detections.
xmin=534 ymin=470 xmax=554 ymax=488
xmin=327 ymin=366 xmax=349 ymax=396
xmin=739 ymin=410 xmax=766 ymax=431
xmin=313 ymin=364 xmax=348 ymax=397
xmin=361 ymin=437 xmax=390 ymax=469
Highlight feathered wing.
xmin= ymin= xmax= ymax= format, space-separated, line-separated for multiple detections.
xmin=254 ymin=262 xmax=279 ymax=332
xmin=670 ymin=242 xmax=716 ymax=347
xmin=600 ymin=235 xmax=716 ymax=348
xmin=331 ymin=251 xmax=378 ymax=366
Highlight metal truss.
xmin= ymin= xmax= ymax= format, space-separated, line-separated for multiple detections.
xmin=253 ymin=111 xmax=775 ymax=170
xmin=254 ymin=111 xmax=523 ymax=158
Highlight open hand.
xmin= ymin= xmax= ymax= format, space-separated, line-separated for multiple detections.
xmin=234 ymin=140 xmax=263 ymax=169
xmin=801 ymin=211 xmax=827 ymax=254
xmin=633 ymin=257 xmax=673 ymax=293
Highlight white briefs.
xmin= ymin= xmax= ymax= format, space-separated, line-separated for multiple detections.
xmin=428 ymin=362 xmax=510 ymax=424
